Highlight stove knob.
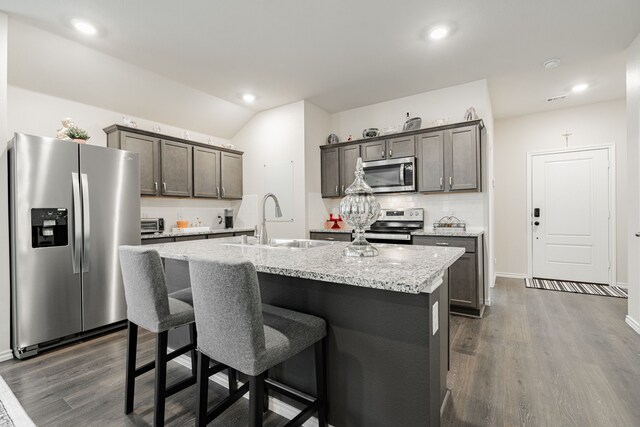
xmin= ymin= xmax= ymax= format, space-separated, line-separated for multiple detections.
xmin=409 ymin=212 xmax=414 ymax=216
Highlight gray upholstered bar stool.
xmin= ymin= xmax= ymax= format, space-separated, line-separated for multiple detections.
xmin=118 ymin=246 xmax=199 ymax=427
xmin=189 ymin=258 xmax=328 ymax=427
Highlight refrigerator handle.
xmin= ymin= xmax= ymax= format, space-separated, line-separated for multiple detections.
xmin=71 ymin=173 xmax=82 ymax=274
xmin=81 ymin=173 xmax=91 ymax=273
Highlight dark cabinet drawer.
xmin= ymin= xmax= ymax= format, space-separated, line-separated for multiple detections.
xmin=412 ymin=235 xmax=476 ymax=253
xmin=310 ymin=232 xmax=352 ymax=242
xmin=174 ymin=235 xmax=207 ymax=242
xmin=141 ymin=237 xmax=174 ymax=245
xmin=207 ymin=233 xmax=234 ymax=239
xmin=233 ymin=231 xmax=255 ymax=237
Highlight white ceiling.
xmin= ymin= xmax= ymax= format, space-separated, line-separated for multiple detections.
xmin=1 ymin=0 xmax=639 ymax=119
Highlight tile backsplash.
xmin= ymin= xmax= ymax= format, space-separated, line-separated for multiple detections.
xmin=140 ymin=198 xmax=242 ymax=231
xmin=322 ymin=192 xmax=485 ymax=229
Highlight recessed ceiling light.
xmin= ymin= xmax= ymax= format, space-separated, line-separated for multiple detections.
xmin=543 ymin=59 xmax=561 ymax=69
xmin=242 ymin=93 xmax=256 ymax=103
xmin=572 ymin=83 xmax=589 ymax=93
xmin=428 ymin=25 xmax=450 ymax=40
xmin=71 ymin=19 xmax=97 ymax=35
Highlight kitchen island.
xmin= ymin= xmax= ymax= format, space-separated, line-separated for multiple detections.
xmin=145 ymin=236 xmax=464 ymax=426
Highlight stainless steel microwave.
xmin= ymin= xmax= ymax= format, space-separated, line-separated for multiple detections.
xmin=141 ymin=218 xmax=164 ymax=234
xmin=362 ymin=157 xmax=416 ymax=193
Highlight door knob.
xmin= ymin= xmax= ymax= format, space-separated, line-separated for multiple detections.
xmin=534 ymin=221 xmax=540 ymax=226
xmin=636 ymin=232 xmax=640 ymax=237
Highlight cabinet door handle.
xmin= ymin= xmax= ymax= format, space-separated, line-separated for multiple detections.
xmin=335 ymin=185 xmax=339 ymax=195
xmin=439 ymin=177 xmax=443 ymax=188
xmin=155 ymin=181 xmax=158 ymax=192
xmin=449 ymin=177 xmax=453 ymax=188
xmin=389 ymin=149 xmax=393 ymax=157
xmin=436 ymin=242 xmax=449 ymax=246
xmin=221 ymin=187 xmax=226 ymax=197
xmin=326 ymin=237 xmax=335 ymax=241
xmin=341 ymin=185 xmax=345 ymax=194
xmin=216 ymin=186 xmax=220 ymax=198
xmin=381 ymin=150 xmax=385 ymax=158
xmin=163 ymin=182 xmax=167 ymax=192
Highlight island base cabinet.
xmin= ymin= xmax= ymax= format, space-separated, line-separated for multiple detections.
xmin=258 ymin=274 xmax=446 ymax=427
xmin=162 ymin=265 xmax=449 ymax=427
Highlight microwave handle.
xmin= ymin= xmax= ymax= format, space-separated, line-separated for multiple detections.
xmin=399 ymin=163 xmax=405 ymax=186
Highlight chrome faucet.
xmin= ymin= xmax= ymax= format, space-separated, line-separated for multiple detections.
xmin=258 ymin=193 xmax=283 ymax=244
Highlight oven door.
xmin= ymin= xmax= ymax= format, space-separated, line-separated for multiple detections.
xmin=363 ymin=232 xmax=412 ymax=245
xmin=362 ymin=157 xmax=415 ymax=193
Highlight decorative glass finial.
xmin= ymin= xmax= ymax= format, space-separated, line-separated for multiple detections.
xmin=339 ymin=157 xmax=381 ymax=257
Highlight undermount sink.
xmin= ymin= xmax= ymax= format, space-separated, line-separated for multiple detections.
xmin=224 ymin=236 xmax=334 ymax=249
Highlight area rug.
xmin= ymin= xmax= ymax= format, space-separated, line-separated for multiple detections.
xmin=0 ymin=376 xmax=35 ymax=427
xmin=525 ymin=278 xmax=628 ymax=298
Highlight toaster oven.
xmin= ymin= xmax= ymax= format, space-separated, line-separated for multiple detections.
xmin=141 ymin=218 xmax=164 ymax=234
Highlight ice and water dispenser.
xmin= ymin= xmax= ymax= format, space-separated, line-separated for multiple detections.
xmin=31 ymin=208 xmax=69 ymax=248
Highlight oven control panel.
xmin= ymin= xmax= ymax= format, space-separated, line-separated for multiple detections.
xmin=379 ymin=208 xmax=424 ymax=221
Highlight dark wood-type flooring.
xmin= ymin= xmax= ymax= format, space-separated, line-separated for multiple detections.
xmin=443 ymin=277 xmax=640 ymax=427
xmin=1 ymin=277 xmax=639 ymax=426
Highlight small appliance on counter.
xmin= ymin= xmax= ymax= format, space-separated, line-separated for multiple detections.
xmin=224 ymin=209 xmax=234 ymax=229
xmin=141 ymin=218 xmax=164 ymax=234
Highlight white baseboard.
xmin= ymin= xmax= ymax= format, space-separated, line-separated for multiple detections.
xmin=0 ymin=349 xmax=13 ymax=363
xmin=495 ymin=272 xmax=527 ymax=280
xmin=174 ymin=354 xmax=329 ymax=427
xmin=625 ymin=316 xmax=640 ymax=335
xmin=616 ymin=282 xmax=628 ymax=289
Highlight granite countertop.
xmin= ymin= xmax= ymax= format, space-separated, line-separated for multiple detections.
xmin=145 ymin=236 xmax=464 ymax=294
xmin=309 ymin=228 xmax=353 ymax=234
xmin=141 ymin=227 xmax=254 ymax=240
xmin=411 ymin=228 xmax=484 ymax=237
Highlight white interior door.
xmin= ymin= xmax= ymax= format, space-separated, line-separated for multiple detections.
xmin=532 ymin=148 xmax=610 ymax=284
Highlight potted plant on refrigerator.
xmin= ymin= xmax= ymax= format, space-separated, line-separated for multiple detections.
xmin=66 ymin=126 xmax=91 ymax=144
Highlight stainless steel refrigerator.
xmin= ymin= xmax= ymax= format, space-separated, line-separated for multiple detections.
xmin=8 ymin=133 xmax=140 ymax=359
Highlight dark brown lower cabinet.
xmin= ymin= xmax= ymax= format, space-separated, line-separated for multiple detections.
xmin=413 ymin=234 xmax=485 ymax=318
xmin=309 ymin=231 xmax=352 ymax=242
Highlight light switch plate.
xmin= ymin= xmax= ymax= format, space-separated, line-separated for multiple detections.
xmin=432 ymin=301 xmax=439 ymax=335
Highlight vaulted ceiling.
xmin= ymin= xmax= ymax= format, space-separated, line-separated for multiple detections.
xmin=1 ymin=0 xmax=639 ymax=121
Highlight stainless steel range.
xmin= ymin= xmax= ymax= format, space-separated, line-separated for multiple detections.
xmin=364 ymin=208 xmax=424 ymax=244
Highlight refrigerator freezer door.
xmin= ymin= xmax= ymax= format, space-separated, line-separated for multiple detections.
xmin=79 ymin=144 xmax=140 ymax=331
xmin=10 ymin=134 xmax=83 ymax=351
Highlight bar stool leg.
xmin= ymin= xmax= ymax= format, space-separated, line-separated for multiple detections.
xmin=249 ymin=372 xmax=266 ymax=427
xmin=196 ymin=352 xmax=210 ymax=427
xmin=124 ymin=321 xmax=138 ymax=414
xmin=154 ymin=331 xmax=168 ymax=427
xmin=189 ymin=323 xmax=198 ymax=377
xmin=263 ymin=369 xmax=269 ymax=413
xmin=315 ymin=339 xmax=328 ymax=427
xmin=227 ymin=368 xmax=237 ymax=393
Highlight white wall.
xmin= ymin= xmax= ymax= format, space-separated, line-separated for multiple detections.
xmin=494 ymin=99 xmax=628 ymax=284
xmin=0 ymin=12 xmax=11 ymax=362
xmin=626 ymin=33 xmax=640 ymax=333
xmin=331 ymin=80 xmax=494 ymax=142
xmin=232 ymin=101 xmax=307 ymax=239
xmin=7 ymin=19 xmax=254 ymax=139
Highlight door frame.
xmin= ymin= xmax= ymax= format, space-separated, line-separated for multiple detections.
xmin=526 ymin=145 xmax=616 ymax=286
